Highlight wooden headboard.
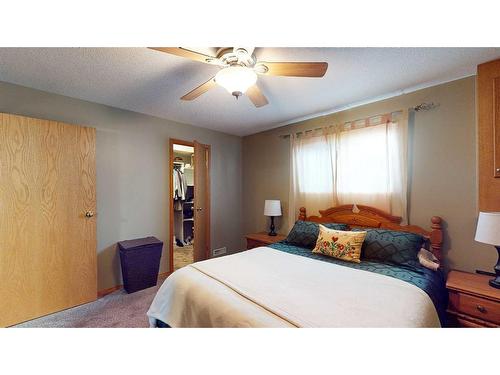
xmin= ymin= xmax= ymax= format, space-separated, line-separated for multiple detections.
xmin=298 ymin=204 xmax=443 ymax=261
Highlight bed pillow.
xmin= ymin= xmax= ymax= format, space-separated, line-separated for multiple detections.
xmin=312 ymin=225 xmax=367 ymax=263
xmin=284 ymin=220 xmax=349 ymax=249
xmin=354 ymin=228 xmax=424 ymax=266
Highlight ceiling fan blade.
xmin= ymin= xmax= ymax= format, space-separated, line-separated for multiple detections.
xmin=246 ymin=84 xmax=268 ymax=108
xmin=256 ymin=62 xmax=328 ymax=77
xmin=181 ymin=77 xmax=217 ymax=101
xmin=149 ymin=47 xmax=220 ymax=65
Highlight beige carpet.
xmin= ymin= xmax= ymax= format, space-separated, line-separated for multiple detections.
xmin=12 ymin=279 xmax=166 ymax=328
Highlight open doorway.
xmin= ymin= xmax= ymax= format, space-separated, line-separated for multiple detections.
xmin=169 ymin=139 xmax=210 ymax=273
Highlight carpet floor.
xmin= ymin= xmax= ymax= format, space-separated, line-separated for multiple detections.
xmin=13 ymin=279 xmax=166 ymax=328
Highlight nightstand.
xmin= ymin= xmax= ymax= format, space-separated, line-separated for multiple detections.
xmin=446 ymin=270 xmax=500 ymax=327
xmin=245 ymin=232 xmax=287 ymax=250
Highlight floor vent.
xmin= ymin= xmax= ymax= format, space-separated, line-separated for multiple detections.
xmin=212 ymin=247 xmax=227 ymax=257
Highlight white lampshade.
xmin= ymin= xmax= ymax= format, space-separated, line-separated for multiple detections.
xmin=475 ymin=212 xmax=500 ymax=246
xmin=264 ymin=200 xmax=282 ymax=217
xmin=215 ymin=66 xmax=257 ymax=96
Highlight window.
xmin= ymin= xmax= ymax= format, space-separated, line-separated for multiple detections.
xmin=289 ymin=117 xmax=407 ymax=227
xmin=294 ymin=134 xmax=335 ymax=194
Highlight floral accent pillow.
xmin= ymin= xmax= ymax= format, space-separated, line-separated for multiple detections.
xmin=312 ymin=225 xmax=367 ymax=263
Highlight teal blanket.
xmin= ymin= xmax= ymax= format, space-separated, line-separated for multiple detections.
xmin=268 ymin=241 xmax=448 ymax=325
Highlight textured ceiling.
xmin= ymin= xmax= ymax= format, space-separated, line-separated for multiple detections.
xmin=0 ymin=47 xmax=499 ymax=136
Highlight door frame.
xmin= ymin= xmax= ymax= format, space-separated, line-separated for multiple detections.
xmin=168 ymin=138 xmax=211 ymax=274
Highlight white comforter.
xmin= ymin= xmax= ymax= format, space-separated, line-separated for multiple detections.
xmin=147 ymin=247 xmax=440 ymax=328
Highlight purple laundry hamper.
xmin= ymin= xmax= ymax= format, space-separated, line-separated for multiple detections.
xmin=118 ymin=236 xmax=163 ymax=293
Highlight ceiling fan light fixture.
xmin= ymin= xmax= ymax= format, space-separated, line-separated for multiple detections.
xmin=215 ymin=66 xmax=257 ymax=97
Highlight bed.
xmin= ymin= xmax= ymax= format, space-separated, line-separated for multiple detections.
xmin=147 ymin=204 xmax=447 ymax=327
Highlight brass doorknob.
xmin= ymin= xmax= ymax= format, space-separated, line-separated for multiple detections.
xmin=85 ymin=211 xmax=95 ymax=218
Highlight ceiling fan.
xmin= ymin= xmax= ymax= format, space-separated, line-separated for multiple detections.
xmin=149 ymin=47 xmax=328 ymax=108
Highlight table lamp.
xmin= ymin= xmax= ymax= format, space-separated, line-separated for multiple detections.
xmin=264 ymin=200 xmax=282 ymax=236
xmin=474 ymin=212 xmax=500 ymax=288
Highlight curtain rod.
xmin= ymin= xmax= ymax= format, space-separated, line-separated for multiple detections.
xmin=412 ymin=102 xmax=438 ymax=111
xmin=278 ymin=102 xmax=439 ymax=139
xmin=278 ymin=110 xmax=403 ymax=139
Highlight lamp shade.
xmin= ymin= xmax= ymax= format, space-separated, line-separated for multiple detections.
xmin=264 ymin=200 xmax=282 ymax=217
xmin=475 ymin=212 xmax=500 ymax=246
xmin=215 ymin=66 xmax=257 ymax=96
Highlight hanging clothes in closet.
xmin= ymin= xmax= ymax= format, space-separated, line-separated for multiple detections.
xmin=173 ymin=164 xmax=187 ymax=211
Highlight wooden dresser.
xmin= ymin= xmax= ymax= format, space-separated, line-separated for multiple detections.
xmin=245 ymin=232 xmax=286 ymax=250
xmin=446 ymin=270 xmax=500 ymax=327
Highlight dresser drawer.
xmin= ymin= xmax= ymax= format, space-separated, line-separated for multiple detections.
xmin=448 ymin=291 xmax=500 ymax=324
xmin=456 ymin=316 xmax=489 ymax=328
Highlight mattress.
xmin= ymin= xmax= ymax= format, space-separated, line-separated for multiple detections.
xmin=269 ymin=241 xmax=448 ymax=323
xmin=147 ymin=244 xmax=446 ymax=327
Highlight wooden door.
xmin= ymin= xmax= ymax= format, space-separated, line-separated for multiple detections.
xmin=193 ymin=141 xmax=210 ymax=262
xmin=0 ymin=113 xmax=97 ymax=327
xmin=478 ymin=58 xmax=500 ymax=211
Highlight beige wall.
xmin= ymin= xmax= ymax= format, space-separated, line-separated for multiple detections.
xmin=243 ymin=76 xmax=497 ymax=273
xmin=0 ymin=76 xmax=494 ymax=288
xmin=0 ymin=81 xmax=243 ymax=291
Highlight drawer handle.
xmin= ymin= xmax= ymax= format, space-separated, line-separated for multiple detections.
xmin=476 ymin=305 xmax=487 ymax=314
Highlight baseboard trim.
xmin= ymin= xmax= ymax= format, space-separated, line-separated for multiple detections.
xmin=97 ymin=285 xmax=122 ymax=298
xmin=97 ymin=272 xmax=171 ymax=298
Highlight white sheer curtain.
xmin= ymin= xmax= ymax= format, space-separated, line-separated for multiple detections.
xmin=289 ymin=131 xmax=336 ymax=228
xmin=289 ymin=117 xmax=408 ymax=229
